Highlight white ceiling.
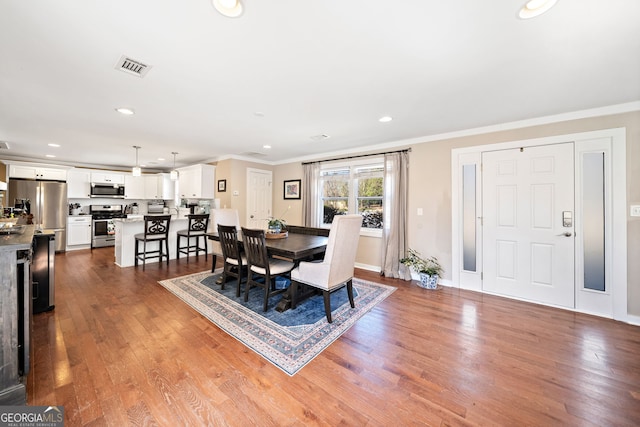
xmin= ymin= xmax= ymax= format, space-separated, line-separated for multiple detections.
xmin=1 ymin=0 xmax=639 ymax=171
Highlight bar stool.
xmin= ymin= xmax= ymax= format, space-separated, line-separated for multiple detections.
xmin=176 ymin=214 xmax=210 ymax=261
xmin=134 ymin=215 xmax=171 ymax=270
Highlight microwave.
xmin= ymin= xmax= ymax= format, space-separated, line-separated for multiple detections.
xmin=90 ymin=183 xmax=125 ymax=198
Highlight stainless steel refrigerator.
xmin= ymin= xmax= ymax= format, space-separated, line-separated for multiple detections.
xmin=9 ymin=179 xmax=67 ymax=252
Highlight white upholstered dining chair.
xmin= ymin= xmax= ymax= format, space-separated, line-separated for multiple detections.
xmin=210 ymin=208 xmax=241 ymax=272
xmin=290 ymin=214 xmax=363 ymax=323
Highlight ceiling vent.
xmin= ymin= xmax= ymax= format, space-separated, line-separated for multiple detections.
xmin=240 ymin=151 xmax=267 ymax=157
xmin=115 ymin=55 xmax=152 ymax=78
xmin=0 ymin=141 xmax=9 ymax=150
xmin=310 ymin=134 xmax=330 ymax=141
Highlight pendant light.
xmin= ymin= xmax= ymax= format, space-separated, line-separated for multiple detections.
xmin=170 ymin=152 xmax=179 ymax=181
xmin=132 ymin=145 xmax=142 ymax=177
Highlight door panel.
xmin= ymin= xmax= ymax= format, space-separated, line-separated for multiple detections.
xmin=482 ymin=143 xmax=575 ymax=308
xmin=246 ymin=169 xmax=272 ymax=229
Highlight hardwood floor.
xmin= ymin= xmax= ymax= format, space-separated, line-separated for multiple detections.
xmin=28 ymin=248 xmax=640 ymax=426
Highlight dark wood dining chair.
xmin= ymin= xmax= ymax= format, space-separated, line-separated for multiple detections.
xmin=241 ymin=227 xmax=295 ymax=312
xmin=134 ymin=215 xmax=171 ymax=271
xmin=290 ymin=214 xmax=363 ymax=322
xmin=176 ymin=214 xmax=209 ymax=261
xmin=217 ymin=224 xmax=247 ymax=297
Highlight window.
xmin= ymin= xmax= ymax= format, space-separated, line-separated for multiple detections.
xmin=319 ymin=161 xmax=384 ymax=230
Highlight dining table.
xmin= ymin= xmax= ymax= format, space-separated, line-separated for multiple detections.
xmin=205 ymin=230 xmax=329 ymax=312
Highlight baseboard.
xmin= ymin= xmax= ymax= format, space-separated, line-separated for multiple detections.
xmin=355 ymin=262 xmax=381 ymax=273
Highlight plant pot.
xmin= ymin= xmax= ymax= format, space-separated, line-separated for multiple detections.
xmin=418 ymin=273 xmax=438 ymax=289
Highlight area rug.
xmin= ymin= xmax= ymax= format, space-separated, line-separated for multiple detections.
xmin=158 ymin=270 xmax=396 ymax=375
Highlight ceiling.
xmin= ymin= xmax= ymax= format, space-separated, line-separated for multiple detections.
xmin=0 ymin=0 xmax=639 ymax=172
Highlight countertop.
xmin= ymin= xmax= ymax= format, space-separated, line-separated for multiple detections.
xmin=114 ymin=214 xmax=185 ymax=223
xmin=0 ymin=224 xmax=35 ymax=250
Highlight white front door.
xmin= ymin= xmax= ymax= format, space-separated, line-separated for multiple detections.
xmin=246 ymin=168 xmax=272 ymax=229
xmin=482 ymin=143 xmax=575 ymax=308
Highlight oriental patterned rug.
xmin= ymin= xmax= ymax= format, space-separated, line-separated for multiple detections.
xmin=158 ymin=270 xmax=395 ymax=375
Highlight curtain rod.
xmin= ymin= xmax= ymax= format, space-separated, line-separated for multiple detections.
xmin=301 ymin=148 xmax=411 ymax=165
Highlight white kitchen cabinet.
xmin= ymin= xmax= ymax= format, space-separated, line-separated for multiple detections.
xmin=124 ymin=175 xmax=145 ymax=199
xmin=91 ymin=172 xmax=125 ymax=185
xmin=144 ymin=173 xmax=175 ymax=200
xmin=67 ymin=169 xmax=92 ymax=198
xmin=67 ymin=216 xmax=92 ymax=247
xmin=177 ymin=164 xmax=215 ymax=199
xmin=9 ymin=164 xmax=67 ymax=181
xmin=144 ymin=175 xmax=160 ymax=199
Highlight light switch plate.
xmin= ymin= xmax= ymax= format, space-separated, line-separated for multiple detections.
xmin=417 ymin=208 xmax=423 ymax=216
xmin=631 ymin=205 xmax=640 ymax=217
xmin=233 ymin=190 xmax=239 ymax=196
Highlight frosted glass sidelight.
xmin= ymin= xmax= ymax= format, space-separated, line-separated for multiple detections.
xmin=462 ymin=165 xmax=477 ymax=272
xmin=583 ymin=153 xmax=605 ymax=291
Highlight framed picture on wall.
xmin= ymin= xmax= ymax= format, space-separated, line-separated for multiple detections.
xmin=283 ymin=179 xmax=301 ymax=199
xmin=217 ymin=179 xmax=226 ymax=192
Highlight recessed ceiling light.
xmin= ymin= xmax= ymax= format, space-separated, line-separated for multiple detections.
xmin=45 ymin=154 xmax=56 ymax=158
xmin=379 ymin=116 xmax=393 ymax=123
xmin=48 ymin=143 xmax=60 ymax=148
xmin=212 ymin=0 xmax=243 ymax=18
xmin=157 ymin=158 xmax=165 ymax=161
xmin=263 ymin=145 xmax=271 ymax=149
xmin=518 ymin=0 xmax=558 ymax=19
xmin=116 ymin=107 xmax=135 ymax=115
xmin=254 ymin=111 xmax=265 ymax=117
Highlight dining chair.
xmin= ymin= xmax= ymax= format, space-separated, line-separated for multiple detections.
xmin=176 ymin=214 xmax=210 ymax=261
xmin=290 ymin=214 xmax=363 ymax=323
xmin=217 ymin=224 xmax=247 ymax=297
xmin=210 ymin=209 xmax=241 ymax=273
xmin=241 ymin=227 xmax=295 ymax=312
xmin=134 ymin=215 xmax=171 ymax=271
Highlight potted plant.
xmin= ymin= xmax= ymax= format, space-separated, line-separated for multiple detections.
xmin=267 ymin=217 xmax=287 ymax=234
xmin=400 ymin=248 xmax=443 ymax=289
xmin=267 ymin=206 xmax=290 ymax=234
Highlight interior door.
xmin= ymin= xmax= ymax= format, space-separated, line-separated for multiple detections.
xmin=482 ymin=143 xmax=575 ymax=308
xmin=246 ymin=169 xmax=272 ymax=229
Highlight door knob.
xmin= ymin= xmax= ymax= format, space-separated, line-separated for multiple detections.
xmin=557 ymin=232 xmax=573 ymax=237
xmin=250 ymin=215 xmax=254 ymax=218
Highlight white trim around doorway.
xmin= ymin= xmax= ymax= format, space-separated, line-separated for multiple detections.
xmin=451 ymin=128 xmax=628 ymax=322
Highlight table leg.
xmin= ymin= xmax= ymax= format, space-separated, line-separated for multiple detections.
xmin=275 ymin=283 xmax=319 ymax=312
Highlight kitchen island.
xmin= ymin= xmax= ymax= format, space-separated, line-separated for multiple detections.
xmin=0 ymin=223 xmax=34 ymax=405
xmin=114 ymin=215 xmax=212 ymax=267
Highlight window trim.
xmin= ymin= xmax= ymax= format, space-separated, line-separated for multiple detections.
xmin=318 ymin=157 xmax=384 ymax=237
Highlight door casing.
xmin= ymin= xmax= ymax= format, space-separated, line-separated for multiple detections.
xmin=451 ymin=128 xmax=627 ymax=321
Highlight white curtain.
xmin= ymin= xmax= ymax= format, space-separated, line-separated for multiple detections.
xmin=381 ymin=151 xmax=411 ymax=279
xmin=302 ymin=162 xmax=321 ymax=227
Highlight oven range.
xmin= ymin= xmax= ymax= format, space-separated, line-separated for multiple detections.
xmin=90 ymin=204 xmax=126 ymax=248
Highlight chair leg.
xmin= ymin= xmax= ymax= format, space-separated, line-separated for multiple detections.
xmin=236 ymin=269 xmax=243 ymax=298
xmin=176 ymin=236 xmax=180 ymax=260
xmin=142 ymin=241 xmax=147 ymax=271
xmin=263 ymin=281 xmax=270 ymax=312
xmin=211 ymin=254 xmax=217 ymax=273
xmin=203 ymin=236 xmax=208 ymax=260
xmin=323 ymin=290 xmax=332 ymax=323
xmin=220 ymin=265 xmax=227 ymax=290
xmin=244 ymin=273 xmax=251 ymax=302
xmin=165 ymin=238 xmax=170 ymax=264
xmin=346 ymin=279 xmax=355 ymax=308
xmin=134 ymin=240 xmax=139 ymax=267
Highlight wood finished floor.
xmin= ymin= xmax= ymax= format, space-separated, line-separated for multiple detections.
xmin=27 ymin=247 xmax=640 ymax=426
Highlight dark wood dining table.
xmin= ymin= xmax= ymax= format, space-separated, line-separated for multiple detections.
xmin=205 ymin=231 xmax=328 ymax=312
